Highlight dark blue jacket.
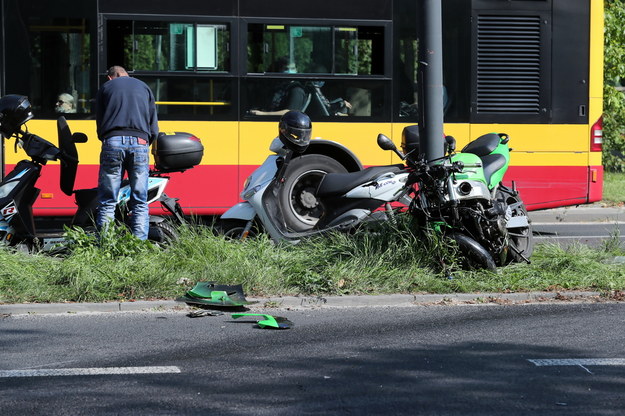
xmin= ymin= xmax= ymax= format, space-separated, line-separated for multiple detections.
xmin=95 ymin=76 xmax=159 ymax=143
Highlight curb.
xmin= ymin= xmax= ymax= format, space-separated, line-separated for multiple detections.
xmin=0 ymin=291 xmax=606 ymax=315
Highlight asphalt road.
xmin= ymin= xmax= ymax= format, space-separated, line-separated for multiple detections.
xmin=2 ymin=302 xmax=625 ymax=415
xmin=530 ymin=206 xmax=625 ymax=247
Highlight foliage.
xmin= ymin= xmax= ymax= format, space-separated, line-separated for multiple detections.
xmin=604 ymin=0 xmax=625 ymax=171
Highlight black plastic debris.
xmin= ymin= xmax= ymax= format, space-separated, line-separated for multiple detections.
xmin=176 ymin=281 xmax=257 ymax=307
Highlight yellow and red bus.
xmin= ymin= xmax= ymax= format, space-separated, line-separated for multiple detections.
xmin=0 ymin=0 xmax=603 ymax=224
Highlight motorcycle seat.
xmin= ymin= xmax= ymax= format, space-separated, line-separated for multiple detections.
xmin=481 ymin=153 xmax=506 ymax=186
xmin=462 ymin=133 xmax=500 ymax=157
xmin=316 ymin=164 xmax=405 ymax=197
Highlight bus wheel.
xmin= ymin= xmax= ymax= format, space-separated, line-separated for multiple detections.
xmin=280 ymin=154 xmax=348 ymax=231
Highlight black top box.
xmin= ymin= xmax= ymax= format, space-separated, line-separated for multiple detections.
xmin=152 ymin=132 xmax=204 ymax=172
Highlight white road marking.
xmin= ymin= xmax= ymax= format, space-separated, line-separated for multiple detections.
xmin=0 ymin=366 xmax=181 ymax=378
xmin=529 ymin=358 xmax=625 ymax=367
xmin=534 ymin=236 xmax=624 ymax=239
xmin=531 ymin=222 xmax=625 ymax=226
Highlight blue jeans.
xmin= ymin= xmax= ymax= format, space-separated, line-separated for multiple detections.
xmin=96 ymin=136 xmax=150 ymax=240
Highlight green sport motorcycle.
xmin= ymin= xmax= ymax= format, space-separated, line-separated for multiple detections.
xmin=379 ymin=126 xmax=533 ymax=271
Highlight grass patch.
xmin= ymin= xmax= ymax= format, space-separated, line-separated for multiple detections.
xmin=603 ymin=171 xmax=625 ymax=205
xmin=2 ymin=217 xmax=625 ymax=304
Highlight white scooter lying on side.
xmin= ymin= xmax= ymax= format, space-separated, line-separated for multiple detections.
xmin=219 ymin=111 xmax=412 ymax=242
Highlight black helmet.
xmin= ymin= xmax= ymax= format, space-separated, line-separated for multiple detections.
xmin=278 ymin=110 xmax=312 ymax=153
xmin=0 ymin=95 xmax=33 ymax=137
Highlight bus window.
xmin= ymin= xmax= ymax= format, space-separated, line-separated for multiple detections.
xmin=243 ymin=77 xmax=388 ymax=120
xmin=247 ymin=23 xmax=384 ymax=75
xmin=4 ymin=16 xmax=92 ymax=118
xmin=107 ymin=20 xmax=230 ymax=72
xmin=245 ymin=22 xmax=389 ymax=120
xmin=105 ymin=19 xmax=235 ymax=120
xmin=138 ymin=76 xmax=234 ymax=119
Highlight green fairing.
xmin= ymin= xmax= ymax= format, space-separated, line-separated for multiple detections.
xmin=450 ymin=153 xmax=487 ymax=184
xmin=451 ymin=134 xmax=510 ymax=189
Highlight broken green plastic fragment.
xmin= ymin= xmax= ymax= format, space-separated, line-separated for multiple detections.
xmin=231 ymin=313 xmax=293 ymax=329
xmin=176 ymin=282 xmax=257 ymax=307
xmin=187 ymin=282 xmax=235 ymax=299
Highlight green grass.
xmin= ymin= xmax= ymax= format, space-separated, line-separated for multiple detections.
xmin=603 ymin=171 xmax=625 ymax=205
xmin=1 ymin=173 xmax=624 ymax=304
xmin=1 ymin=217 xmax=625 ymax=304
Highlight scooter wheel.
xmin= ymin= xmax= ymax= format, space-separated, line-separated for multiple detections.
xmin=216 ymin=219 xmax=257 ymax=240
xmin=148 ymin=221 xmax=178 ymax=245
xmin=450 ymin=232 xmax=497 ymax=272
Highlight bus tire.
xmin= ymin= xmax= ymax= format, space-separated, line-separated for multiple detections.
xmin=280 ymin=154 xmax=348 ymax=231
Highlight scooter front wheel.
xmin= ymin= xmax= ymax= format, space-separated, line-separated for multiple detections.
xmin=216 ymin=219 xmax=257 ymax=241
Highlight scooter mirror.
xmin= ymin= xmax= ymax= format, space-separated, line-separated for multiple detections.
xmin=377 ymin=134 xmax=396 ymax=151
xmin=72 ymin=132 xmax=88 ymax=143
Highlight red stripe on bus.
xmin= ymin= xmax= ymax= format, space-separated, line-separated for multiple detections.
xmin=27 ymin=164 xmax=240 ymax=217
xmin=17 ymin=163 xmax=597 ymax=216
xmin=504 ymin=165 xmax=599 ymax=211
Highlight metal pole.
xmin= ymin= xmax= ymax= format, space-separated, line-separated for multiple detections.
xmin=417 ymin=0 xmax=445 ymax=161
xmin=0 ymin=0 xmax=4 ymax=179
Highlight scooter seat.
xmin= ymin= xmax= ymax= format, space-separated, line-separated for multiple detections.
xmin=462 ymin=133 xmax=500 ymax=157
xmin=316 ymin=164 xmax=405 ymax=198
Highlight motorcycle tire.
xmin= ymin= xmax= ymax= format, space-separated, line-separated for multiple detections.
xmin=279 ymin=154 xmax=348 ymax=232
xmin=496 ymin=187 xmax=534 ymax=263
xmin=450 ymin=232 xmax=497 ymax=272
xmin=216 ymin=219 xmax=257 ymax=240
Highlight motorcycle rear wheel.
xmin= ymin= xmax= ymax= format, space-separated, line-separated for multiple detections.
xmin=450 ymin=232 xmax=497 ymax=271
xmin=280 ymin=154 xmax=348 ymax=231
xmin=496 ymin=187 xmax=534 ymax=263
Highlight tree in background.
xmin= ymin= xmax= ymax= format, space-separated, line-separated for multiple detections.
xmin=604 ymin=0 xmax=625 ymax=171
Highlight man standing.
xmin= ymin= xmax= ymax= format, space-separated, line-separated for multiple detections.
xmin=95 ymin=65 xmax=159 ymax=240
